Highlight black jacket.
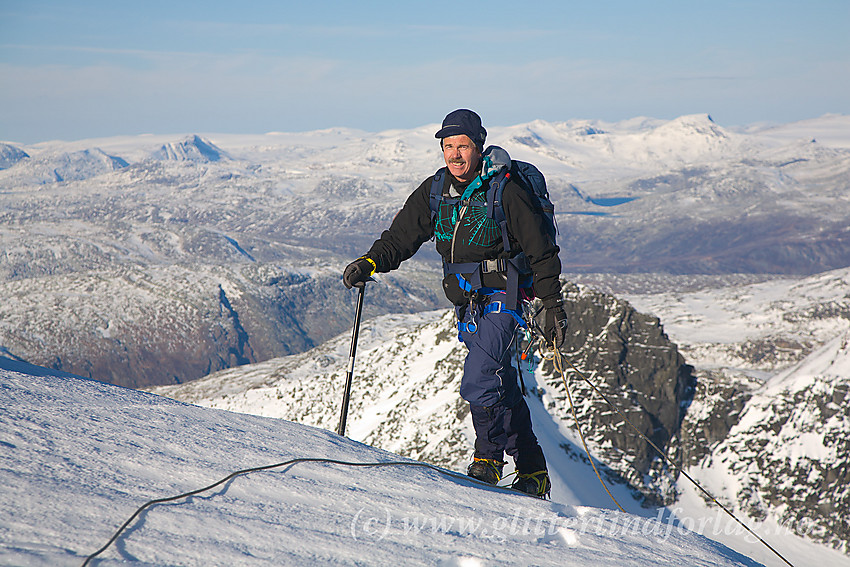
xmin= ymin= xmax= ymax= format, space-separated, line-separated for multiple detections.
xmin=366 ymin=167 xmax=562 ymax=303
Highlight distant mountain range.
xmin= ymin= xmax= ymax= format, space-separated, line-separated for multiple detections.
xmin=0 ymin=114 xmax=848 ymax=387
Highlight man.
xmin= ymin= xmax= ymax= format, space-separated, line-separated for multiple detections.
xmin=343 ymin=109 xmax=567 ymax=497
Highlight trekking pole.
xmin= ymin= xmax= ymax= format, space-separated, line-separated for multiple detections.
xmin=337 ymin=279 xmax=371 ymax=436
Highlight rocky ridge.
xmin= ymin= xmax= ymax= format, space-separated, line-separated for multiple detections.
xmin=0 ymin=263 xmax=440 ymax=388
xmin=626 ymin=268 xmax=850 ymax=552
xmin=154 ymin=269 xmax=850 ymax=553
xmin=682 ymin=332 xmax=850 ymax=553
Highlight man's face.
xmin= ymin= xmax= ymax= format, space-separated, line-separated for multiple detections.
xmin=442 ymin=135 xmax=481 ymax=183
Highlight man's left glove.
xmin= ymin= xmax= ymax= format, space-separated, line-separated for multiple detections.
xmin=543 ymin=297 xmax=568 ymax=349
xmin=342 ymin=256 xmax=376 ymax=289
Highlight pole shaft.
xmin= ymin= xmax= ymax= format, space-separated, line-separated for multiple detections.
xmin=337 ymin=284 xmax=366 ymax=436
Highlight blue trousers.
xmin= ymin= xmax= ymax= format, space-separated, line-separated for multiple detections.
xmin=458 ymin=300 xmax=547 ymax=474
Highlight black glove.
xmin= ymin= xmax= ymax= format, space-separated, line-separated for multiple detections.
xmin=543 ymin=297 xmax=568 ymax=349
xmin=342 ymin=256 xmax=375 ymax=289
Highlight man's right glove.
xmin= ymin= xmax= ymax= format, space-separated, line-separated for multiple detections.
xmin=543 ymin=297 xmax=568 ymax=349
xmin=342 ymin=256 xmax=376 ymax=289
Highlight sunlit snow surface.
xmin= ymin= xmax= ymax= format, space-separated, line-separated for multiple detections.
xmin=1 ymin=364 xmax=763 ymax=567
xmin=150 ymin=269 xmax=850 ymax=566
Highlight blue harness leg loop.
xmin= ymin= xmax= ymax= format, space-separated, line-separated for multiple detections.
xmin=483 ymin=300 xmax=526 ymax=328
xmin=456 ymin=308 xmax=479 ymax=340
xmin=456 ymin=292 xmax=526 ymax=343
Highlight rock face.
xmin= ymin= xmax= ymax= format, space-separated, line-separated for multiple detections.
xmin=612 ymin=267 xmax=850 ymax=553
xmin=676 ymin=370 xmax=758 ymax=467
xmin=535 ymin=282 xmax=695 ymax=505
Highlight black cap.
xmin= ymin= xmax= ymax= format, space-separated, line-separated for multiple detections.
xmin=435 ymin=109 xmax=487 ymax=149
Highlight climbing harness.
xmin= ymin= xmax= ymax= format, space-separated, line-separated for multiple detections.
xmin=454 ymin=287 xmax=526 ymax=342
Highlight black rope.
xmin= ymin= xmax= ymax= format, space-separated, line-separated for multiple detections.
xmin=80 ymin=457 xmax=533 ymax=566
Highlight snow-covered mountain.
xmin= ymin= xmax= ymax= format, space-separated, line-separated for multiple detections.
xmin=682 ymin=330 xmax=850 ymax=553
xmin=0 ymin=142 xmax=29 ymax=169
xmin=0 ymin=147 xmax=128 ymax=185
xmin=152 ymin=269 xmax=850 ymax=562
xmin=151 ymin=135 xmax=230 ymax=162
xmin=1 ymin=114 xmax=848 ymax=388
xmin=621 ymin=267 xmax=850 ymax=555
xmin=0 ymin=261 xmax=440 ymax=388
xmin=3 ymin=361 xmax=787 ymax=567
xmin=623 ymin=266 xmax=850 ymax=373
xmin=152 ymin=282 xmax=695 ymax=505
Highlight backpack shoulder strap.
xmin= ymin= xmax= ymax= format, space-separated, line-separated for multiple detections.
xmin=429 ymin=167 xmax=446 ymax=225
xmin=486 ymin=169 xmax=512 ymax=255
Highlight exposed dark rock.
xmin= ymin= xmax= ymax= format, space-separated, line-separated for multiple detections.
xmin=537 ymin=280 xmax=695 ymax=505
xmin=675 ymin=370 xmax=759 ymax=467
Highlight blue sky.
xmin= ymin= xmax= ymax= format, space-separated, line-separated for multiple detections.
xmin=1 ymin=0 xmax=848 ymax=143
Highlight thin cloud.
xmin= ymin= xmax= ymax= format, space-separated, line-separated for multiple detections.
xmin=1 ymin=43 xmax=226 ymax=61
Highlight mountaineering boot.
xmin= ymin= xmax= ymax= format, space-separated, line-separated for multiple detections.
xmin=467 ymin=458 xmax=505 ymax=485
xmin=511 ymin=470 xmax=551 ymax=498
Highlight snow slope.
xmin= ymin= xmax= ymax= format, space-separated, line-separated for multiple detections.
xmin=151 ymin=271 xmax=850 ymax=566
xmin=682 ymin=329 xmax=850 ymax=552
xmin=1 ymin=362 xmax=763 ymax=567
xmin=623 ymin=266 xmax=850 ymax=372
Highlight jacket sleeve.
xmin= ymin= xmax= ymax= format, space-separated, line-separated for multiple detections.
xmin=365 ymin=178 xmax=434 ymax=272
xmin=501 ymin=182 xmax=563 ymax=302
